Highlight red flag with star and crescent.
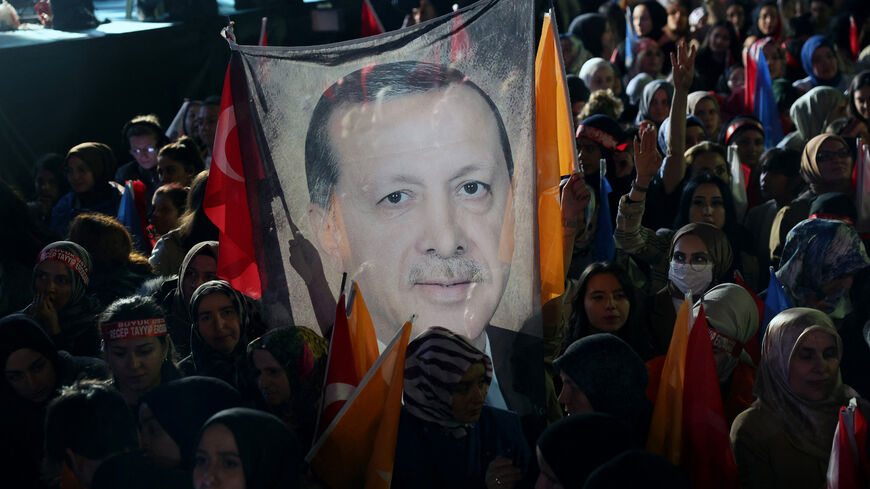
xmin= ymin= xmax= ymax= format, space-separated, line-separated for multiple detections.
xmin=203 ymin=59 xmax=263 ymax=298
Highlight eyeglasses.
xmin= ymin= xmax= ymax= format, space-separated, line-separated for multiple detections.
xmin=816 ymin=148 xmax=851 ymax=164
xmin=130 ymin=147 xmax=157 ymax=156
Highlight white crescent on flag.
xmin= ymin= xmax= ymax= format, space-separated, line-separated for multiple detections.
xmin=212 ymin=105 xmax=245 ymax=183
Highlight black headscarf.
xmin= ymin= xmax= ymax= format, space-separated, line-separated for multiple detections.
xmin=65 ymin=142 xmax=118 ymax=200
xmin=166 ymin=240 xmax=219 ymax=356
xmin=140 ymin=376 xmax=242 ymax=469
xmin=633 ymin=1 xmax=668 ymax=41
xmin=569 ymin=13 xmax=608 ymax=58
xmin=536 ymin=413 xmax=632 ymax=488
xmin=198 ymin=408 xmax=302 ymax=489
xmin=187 ymin=280 xmax=251 ymax=389
xmin=553 ymin=334 xmax=652 ymax=444
xmin=0 ymin=313 xmax=62 ymax=405
xmin=583 ymin=450 xmax=689 ymax=488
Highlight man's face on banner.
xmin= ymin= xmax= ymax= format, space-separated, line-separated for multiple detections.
xmin=309 ymin=85 xmax=513 ymax=342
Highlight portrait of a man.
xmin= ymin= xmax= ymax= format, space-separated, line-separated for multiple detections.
xmin=304 ymin=61 xmax=514 ymax=348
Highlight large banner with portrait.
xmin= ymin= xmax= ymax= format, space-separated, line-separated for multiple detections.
xmin=224 ymin=0 xmax=542 ymax=416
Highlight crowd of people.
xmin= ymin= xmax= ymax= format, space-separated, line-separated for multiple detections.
xmin=2 ymin=0 xmax=870 ymax=487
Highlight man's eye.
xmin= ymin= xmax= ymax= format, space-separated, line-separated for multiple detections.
xmin=459 ymin=181 xmax=490 ymax=197
xmin=379 ymin=191 xmax=408 ymax=205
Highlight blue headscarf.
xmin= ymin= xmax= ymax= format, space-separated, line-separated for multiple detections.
xmin=635 ymin=80 xmax=674 ymax=126
xmin=776 ymin=219 xmax=870 ymax=310
xmin=800 ymin=35 xmax=841 ymax=88
xmin=657 ymin=115 xmax=708 ymax=155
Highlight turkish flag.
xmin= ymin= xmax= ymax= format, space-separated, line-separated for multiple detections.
xmin=204 ymin=60 xmax=262 ymax=298
xmin=361 ymin=0 xmax=383 ymax=37
xmin=315 ymin=296 xmax=359 ymax=438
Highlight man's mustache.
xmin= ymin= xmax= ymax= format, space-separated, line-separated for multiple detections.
xmin=408 ymin=255 xmax=488 ymax=285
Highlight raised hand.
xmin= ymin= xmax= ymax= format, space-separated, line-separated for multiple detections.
xmin=633 ymin=122 xmax=661 ymax=184
xmin=561 ymin=172 xmax=591 ymax=227
xmin=671 ymin=41 xmax=697 ymax=92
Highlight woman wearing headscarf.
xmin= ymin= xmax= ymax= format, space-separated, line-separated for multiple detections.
xmin=775 ymin=218 xmax=870 ymax=396
xmin=692 ymin=284 xmax=759 ymax=423
xmin=535 ymin=413 xmax=633 ymax=488
xmin=645 ymin=223 xmax=736 ymax=354
xmin=631 ymin=1 xmax=668 ymax=44
xmin=744 ymin=0 xmax=782 ymax=46
xmin=579 ymin=57 xmax=617 ymax=94
xmin=635 ymin=79 xmax=674 ymax=127
xmin=694 ymin=20 xmax=741 ymax=92
xmin=730 ymin=308 xmax=864 ymax=489
xmin=181 ymin=280 xmax=266 ymax=391
xmin=769 ymin=134 xmax=855 ymax=263
xmin=777 ymin=86 xmax=847 ymax=152
xmin=793 ymin=35 xmax=851 ymax=93
xmin=0 ymin=313 xmax=107 ymax=489
xmin=23 ymin=241 xmax=102 ymax=356
xmin=247 ymin=326 xmax=328 ymax=446
xmin=687 ymin=91 xmax=722 ymax=141
xmin=193 ymin=407 xmax=302 ymax=489
xmin=50 ymin=142 xmax=122 ymax=237
xmin=393 ymin=327 xmax=530 ymax=489
xmin=554 ymin=334 xmax=652 ymax=445
xmin=568 ymin=13 xmax=616 ymax=65
xmin=139 ymin=376 xmax=242 ymax=470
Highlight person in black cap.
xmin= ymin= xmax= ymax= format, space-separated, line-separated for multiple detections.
xmin=566 ymin=74 xmax=590 ymax=123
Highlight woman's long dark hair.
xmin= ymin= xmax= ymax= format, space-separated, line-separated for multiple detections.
xmin=101 ymin=295 xmax=183 ymax=374
xmin=701 ymin=20 xmax=741 ymax=63
xmin=176 ymin=170 xmax=219 ymax=250
xmin=565 ymin=262 xmax=651 ymax=359
xmin=673 ymin=171 xmax=748 ymax=279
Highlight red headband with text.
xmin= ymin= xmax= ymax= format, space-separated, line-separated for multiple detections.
xmin=576 ymin=124 xmax=629 ymax=152
xmin=708 ymin=327 xmax=744 ymax=358
xmin=39 ymin=248 xmax=90 ymax=285
xmin=724 ymin=119 xmax=764 ymax=146
xmin=100 ymin=318 xmax=168 ymax=342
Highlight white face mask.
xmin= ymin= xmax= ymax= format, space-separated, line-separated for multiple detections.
xmin=668 ymin=262 xmax=714 ymax=296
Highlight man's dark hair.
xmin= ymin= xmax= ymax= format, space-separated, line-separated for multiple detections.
xmin=759 ymin=147 xmax=801 ymax=178
xmin=304 ymin=61 xmax=514 ymax=209
xmin=122 ymin=114 xmax=169 ymax=148
xmin=44 ymin=380 xmax=138 ymax=465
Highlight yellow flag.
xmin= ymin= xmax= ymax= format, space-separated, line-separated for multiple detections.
xmin=646 ymin=298 xmax=691 ymax=464
xmin=347 ymin=281 xmax=380 ymax=380
xmin=307 ymin=320 xmax=413 ymax=489
xmin=535 ymin=11 xmax=576 ymax=303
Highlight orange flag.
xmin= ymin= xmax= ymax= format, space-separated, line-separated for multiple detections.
xmin=307 ymin=319 xmax=413 ymax=489
xmin=535 ymin=10 xmax=576 ymax=303
xmin=646 ymin=296 xmax=691 ymax=464
xmin=347 ymin=281 xmax=380 ymax=379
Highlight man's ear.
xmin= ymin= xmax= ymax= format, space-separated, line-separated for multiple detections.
xmin=307 ymin=200 xmax=347 ymax=273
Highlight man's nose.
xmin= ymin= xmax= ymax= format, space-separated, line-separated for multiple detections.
xmin=422 ymin=196 xmax=464 ymax=256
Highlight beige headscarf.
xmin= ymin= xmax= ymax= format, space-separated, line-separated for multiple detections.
xmin=668 ymin=223 xmax=734 ymax=283
xmin=754 ymin=308 xmax=850 ymax=459
xmin=790 ymin=87 xmax=846 ymax=143
xmin=800 ymin=134 xmax=852 ymax=195
xmin=693 ymin=284 xmax=759 ymax=382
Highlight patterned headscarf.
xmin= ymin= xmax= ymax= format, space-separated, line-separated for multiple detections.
xmin=754 ymin=308 xmax=849 ymax=459
xmin=776 ymin=219 xmax=870 ymax=309
xmin=403 ymin=327 xmax=492 ymax=438
xmin=247 ymin=327 xmax=328 ymax=401
xmin=693 ymin=284 xmax=759 ymax=381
